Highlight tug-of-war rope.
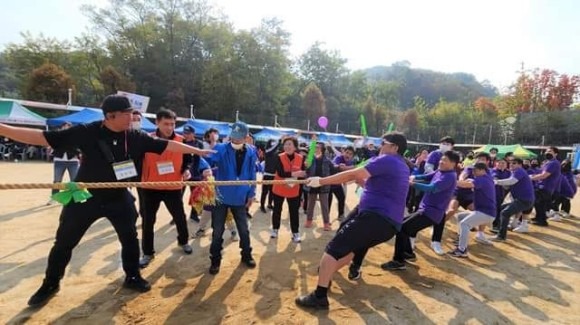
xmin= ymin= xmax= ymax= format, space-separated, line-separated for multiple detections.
xmin=0 ymin=179 xmax=309 ymax=205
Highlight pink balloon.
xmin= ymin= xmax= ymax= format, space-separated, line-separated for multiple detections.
xmin=317 ymin=116 xmax=328 ymax=129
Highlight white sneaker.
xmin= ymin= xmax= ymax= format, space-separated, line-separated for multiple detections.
xmin=431 ymin=241 xmax=445 ymax=255
xmin=292 ymin=233 xmax=302 ymax=243
xmin=270 ymin=229 xmax=278 ymax=239
xmin=475 ymin=235 xmax=494 ymax=245
xmin=508 ymin=217 xmax=520 ymax=230
xmin=546 ymin=210 xmax=557 ymax=218
xmin=549 ymin=214 xmax=562 ymax=222
xmin=513 ymin=223 xmax=529 ymax=233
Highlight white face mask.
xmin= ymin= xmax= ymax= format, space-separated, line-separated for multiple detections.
xmin=211 ymin=133 xmax=219 ymax=141
xmin=440 ymin=144 xmax=451 ymax=152
xmin=131 ymin=121 xmax=141 ymax=130
xmin=231 ymin=142 xmax=244 ymax=150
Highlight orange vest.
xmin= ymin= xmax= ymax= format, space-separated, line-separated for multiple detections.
xmin=272 ymin=153 xmax=303 ymax=198
xmin=141 ymin=133 xmax=184 ymax=190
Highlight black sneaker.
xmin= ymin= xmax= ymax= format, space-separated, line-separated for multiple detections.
xmin=209 ymin=261 xmax=221 ymax=275
xmin=295 ymin=292 xmax=329 ymax=310
xmin=139 ymin=255 xmax=154 ymax=268
xmin=180 ymin=243 xmax=193 ymax=254
xmin=490 ymin=228 xmax=499 ymax=234
xmin=123 ymin=276 xmax=151 ymax=292
xmin=347 ymin=264 xmax=361 ymax=280
xmin=28 ymin=279 xmax=60 ymax=307
xmin=267 ymin=205 xmax=274 ymax=210
xmin=403 ymin=251 xmax=417 ymax=262
xmin=381 ymin=260 xmax=406 ymax=271
xmin=242 ymin=257 xmax=257 ymax=268
xmin=260 ymin=206 xmax=267 ymax=213
xmin=189 ymin=215 xmax=200 ymax=223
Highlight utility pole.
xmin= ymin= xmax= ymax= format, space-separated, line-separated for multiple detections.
xmin=235 ymin=110 xmax=239 ymax=122
xmin=66 ymin=88 xmax=72 ymax=106
xmin=190 ymin=105 xmax=195 ymax=119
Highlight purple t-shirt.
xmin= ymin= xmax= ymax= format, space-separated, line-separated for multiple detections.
xmin=472 ymin=173 xmax=496 ymax=217
xmin=538 ymin=159 xmax=561 ymax=194
xmin=360 ymin=154 xmax=410 ymax=230
xmin=510 ymin=167 xmax=535 ymax=202
xmin=333 ymin=155 xmax=354 ymax=166
xmin=455 ymin=166 xmax=475 ymax=201
xmin=426 ymin=150 xmax=443 ymax=171
xmin=418 ymin=170 xmax=457 ymax=223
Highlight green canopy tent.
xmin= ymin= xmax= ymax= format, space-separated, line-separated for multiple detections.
xmin=0 ymin=100 xmax=46 ymax=126
xmin=474 ymin=144 xmax=537 ymax=159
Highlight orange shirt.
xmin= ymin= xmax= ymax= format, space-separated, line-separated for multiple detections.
xmin=141 ymin=132 xmax=184 ymax=190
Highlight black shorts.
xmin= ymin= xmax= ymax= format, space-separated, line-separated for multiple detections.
xmin=458 ymin=198 xmax=473 ymax=210
xmin=326 ymin=210 xmax=397 ymax=260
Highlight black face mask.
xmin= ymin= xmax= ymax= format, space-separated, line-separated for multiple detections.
xmin=466 ymin=155 xmax=474 ymax=160
xmin=531 ymin=163 xmax=539 ymax=168
xmin=523 ymin=165 xmax=530 ymax=169
xmin=545 ymin=153 xmax=554 ymax=160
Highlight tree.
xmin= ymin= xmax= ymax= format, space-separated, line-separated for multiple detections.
xmin=302 ymin=83 xmax=326 ymax=123
xmin=99 ymin=65 xmax=136 ymax=95
xmin=298 ymin=42 xmax=348 ymax=98
xmin=25 ymin=63 xmax=75 ymax=103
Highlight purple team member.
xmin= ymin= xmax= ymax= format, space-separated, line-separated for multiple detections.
xmin=491 ymin=158 xmax=536 ymax=240
xmin=295 ymin=132 xmax=409 ymax=310
xmin=491 ymin=159 xmax=511 ymax=230
xmin=329 ymin=146 xmax=356 ymax=220
xmin=381 ymin=150 xmax=459 ymax=270
xmin=530 ymin=147 xmax=561 ymax=226
xmin=448 ymin=163 xmax=496 ymax=258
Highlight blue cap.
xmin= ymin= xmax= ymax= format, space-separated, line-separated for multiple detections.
xmin=230 ymin=122 xmax=249 ymax=140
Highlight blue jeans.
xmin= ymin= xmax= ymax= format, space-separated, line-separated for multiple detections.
xmin=499 ymin=199 xmax=533 ymax=238
xmin=52 ymin=161 xmax=79 ymax=195
xmin=210 ymin=204 xmax=252 ymax=262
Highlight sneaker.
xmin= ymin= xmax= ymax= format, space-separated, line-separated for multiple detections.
xmin=448 ymin=247 xmax=468 ymax=258
xmin=270 ymin=229 xmax=279 ymax=239
xmin=123 ymin=276 xmax=151 ymax=292
xmin=292 ymin=233 xmax=302 ymax=243
xmin=304 ymin=220 xmax=313 ymax=228
xmin=295 ymin=292 xmax=329 ymax=310
xmin=508 ymin=218 xmax=520 ymax=230
xmin=381 ymin=260 xmax=406 ymax=271
xmin=430 ymin=242 xmax=445 ymax=255
xmin=337 ymin=214 xmax=345 ymax=221
xmin=475 ymin=236 xmax=493 ymax=246
xmin=209 ymin=261 xmax=221 ymax=275
xmin=231 ymin=230 xmax=239 ymax=241
xmin=260 ymin=206 xmax=267 ymax=213
xmin=192 ymin=228 xmax=206 ymax=238
xmin=241 ymin=256 xmax=257 ymax=268
xmin=169 ymin=220 xmax=175 ymax=226
xmin=348 ymin=263 xmax=361 ymax=280
xmin=513 ymin=223 xmax=529 ymax=233
xmin=489 ymin=227 xmax=499 ymax=234
xmin=27 ymin=280 xmax=60 ymax=307
xmin=531 ymin=220 xmax=549 ymax=227
xmin=403 ymin=251 xmax=417 ymax=262
xmin=490 ymin=235 xmax=506 ymax=242
xmin=323 ymin=223 xmax=332 ymax=231
xmin=549 ymin=214 xmax=562 ymax=222
xmin=546 ymin=210 xmax=557 ymax=218
xmin=189 ymin=215 xmax=200 ymax=223
xmin=139 ymin=255 xmax=154 ymax=268
xmin=180 ymin=243 xmax=193 ymax=254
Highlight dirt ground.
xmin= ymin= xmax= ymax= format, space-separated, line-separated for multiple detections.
xmin=0 ymin=161 xmax=579 ymax=325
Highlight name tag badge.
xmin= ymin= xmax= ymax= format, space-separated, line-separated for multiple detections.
xmin=157 ymin=161 xmax=175 ymax=175
xmin=113 ymin=160 xmax=138 ymax=180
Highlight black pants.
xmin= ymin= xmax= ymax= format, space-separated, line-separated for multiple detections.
xmin=141 ymin=189 xmax=189 ymax=256
xmin=394 ymin=211 xmax=436 ymax=262
xmin=534 ymin=189 xmax=552 ymax=223
xmin=431 ymin=217 xmax=446 ymax=242
xmin=328 ymin=185 xmax=346 ymax=216
xmin=551 ymin=193 xmax=571 ymax=214
xmin=260 ymin=175 xmax=275 ymax=208
xmin=45 ymin=191 xmax=141 ymax=282
xmin=136 ymin=188 xmax=145 ymax=219
xmin=493 ymin=191 xmax=508 ymax=228
xmin=271 ymin=193 xmax=300 ymax=233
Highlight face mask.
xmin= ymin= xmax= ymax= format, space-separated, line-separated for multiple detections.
xmin=231 ymin=142 xmax=244 ymax=150
xmin=439 ymin=144 xmax=451 ymax=152
xmin=466 ymin=154 xmax=474 ymax=160
xmin=131 ymin=121 xmax=141 ymax=130
xmin=545 ymin=153 xmax=553 ymax=160
xmin=490 ymin=154 xmax=496 ymax=159
xmin=531 ymin=163 xmax=539 ymax=168
xmin=212 ymin=134 xmax=219 ymax=141
xmin=523 ymin=165 xmax=530 ymax=169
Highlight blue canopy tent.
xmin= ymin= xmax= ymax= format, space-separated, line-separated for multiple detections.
xmin=176 ymin=119 xmax=232 ymax=137
xmin=47 ymin=108 xmax=157 ymax=132
xmin=253 ymin=128 xmax=283 ymax=142
xmin=317 ymin=133 xmax=353 ymax=147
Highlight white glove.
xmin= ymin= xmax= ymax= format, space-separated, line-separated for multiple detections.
xmin=307 ymin=177 xmax=322 ymax=188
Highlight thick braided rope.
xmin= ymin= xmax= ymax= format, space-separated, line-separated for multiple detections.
xmin=0 ymin=179 xmax=309 ymax=190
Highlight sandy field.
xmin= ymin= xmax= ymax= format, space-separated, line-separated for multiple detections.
xmin=0 ymin=161 xmax=579 ymax=324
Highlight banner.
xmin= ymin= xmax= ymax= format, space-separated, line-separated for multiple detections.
xmin=117 ymin=91 xmax=150 ymax=112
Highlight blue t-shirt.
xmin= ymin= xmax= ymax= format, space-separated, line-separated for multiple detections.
xmin=418 ymin=170 xmax=457 ymax=223
xmin=472 ymin=173 xmax=496 ymax=217
xmin=537 ymin=159 xmax=561 ymax=194
xmin=359 ymin=154 xmax=410 ymax=230
xmin=510 ymin=167 xmax=535 ymax=202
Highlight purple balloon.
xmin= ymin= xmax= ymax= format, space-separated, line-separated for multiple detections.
xmin=318 ymin=116 xmax=328 ymax=129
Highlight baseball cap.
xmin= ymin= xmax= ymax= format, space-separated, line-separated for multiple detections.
xmin=183 ymin=125 xmax=195 ymax=134
xmin=230 ymin=121 xmax=249 ymax=140
xmin=382 ymin=132 xmax=407 ymax=155
xmin=101 ymin=95 xmax=133 ymax=114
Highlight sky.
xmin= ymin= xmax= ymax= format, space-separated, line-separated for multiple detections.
xmin=1 ymin=0 xmax=579 ymax=89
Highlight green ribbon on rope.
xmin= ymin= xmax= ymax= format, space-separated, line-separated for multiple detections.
xmin=51 ymin=182 xmax=93 ymax=205
xmin=356 ymin=159 xmax=369 ymax=168
xmin=305 ymin=139 xmax=317 ymax=168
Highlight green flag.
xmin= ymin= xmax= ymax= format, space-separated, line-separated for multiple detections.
xmin=305 ymin=139 xmax=317 ymax=167
xmin=360 ymin=114 xmax=368 ymax=137
xmin=387 ymin=122 xmax=395 ymax=133
xmin=51 ymin=182 xmax=93 ymax=205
